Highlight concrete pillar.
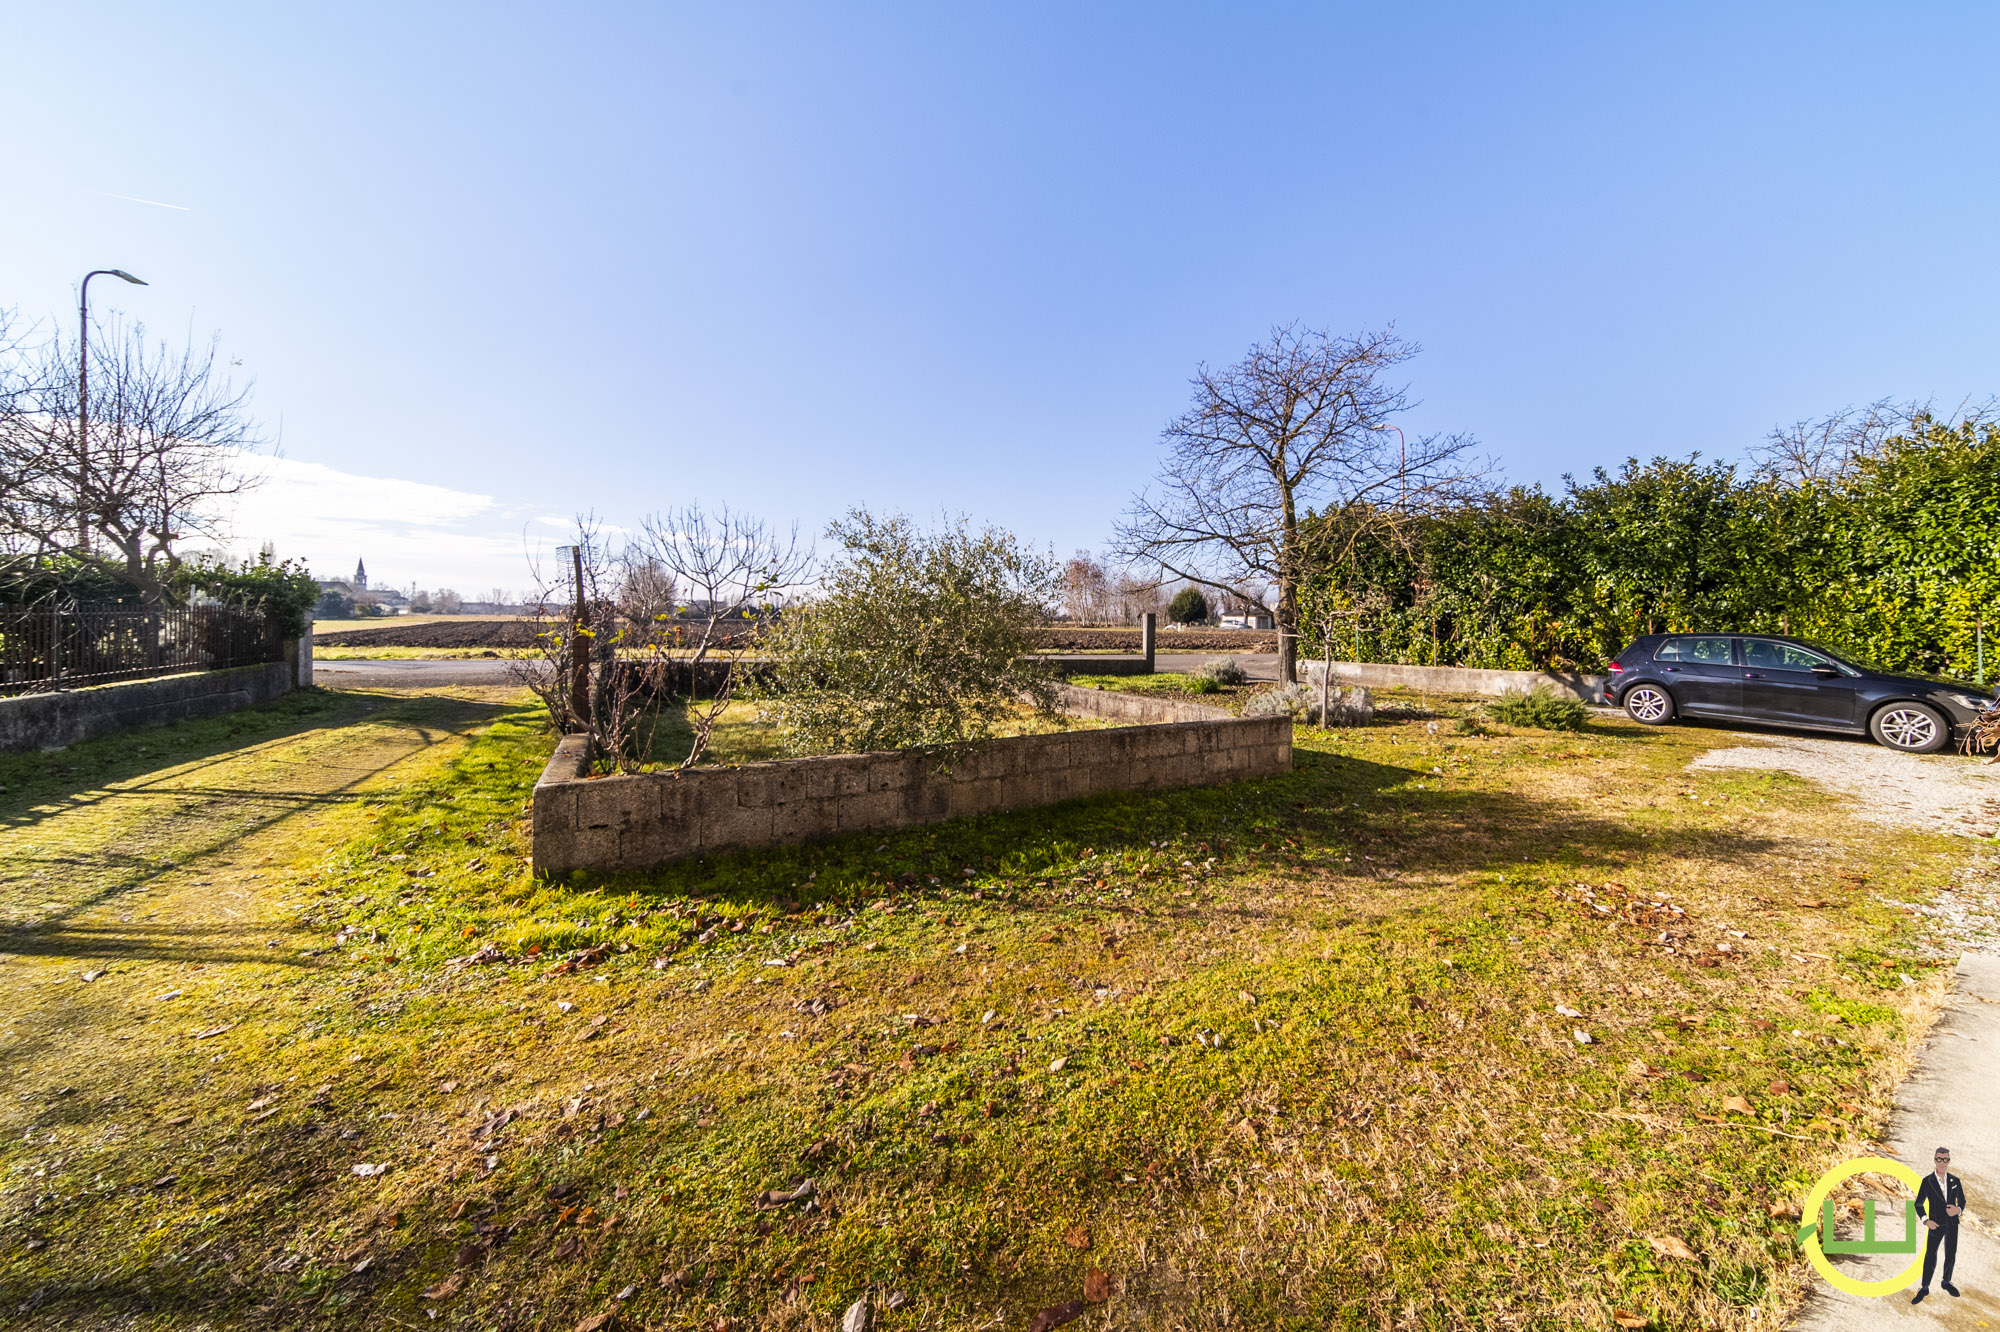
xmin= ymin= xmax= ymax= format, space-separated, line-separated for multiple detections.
xmin=1141 ymin=612 xmax=1156 ymax=674
xmin=295 ymin=616 xmax=314 ymax=688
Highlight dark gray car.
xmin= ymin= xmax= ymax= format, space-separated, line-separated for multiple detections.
xmin=1600 ymin=634 xmax=1996 ymax=754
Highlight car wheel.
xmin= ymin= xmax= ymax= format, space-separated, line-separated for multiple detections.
xmin=1624 ymin=685 xmax=1675 ymax=725
xmin=1869 ymin=702 xmax=1949 ymax=754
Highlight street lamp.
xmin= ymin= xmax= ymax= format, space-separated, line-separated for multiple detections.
xmin=77 ymin=268 xmax=148 ymax=554
xmin=1372 ymin=422 xmax=1407 ymax=513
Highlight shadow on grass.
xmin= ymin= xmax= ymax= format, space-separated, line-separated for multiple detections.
xmin=0 ymin=920 xmax=325 ymax=968
xmin=0 ymin=688 xmax=526 ymax=941
xmin=561 ymin=741 xmax=1793 ymax=911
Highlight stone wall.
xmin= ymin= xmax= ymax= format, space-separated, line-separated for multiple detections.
xmin=0 ymin=659 xmax=300 ymax=752
xmin=532 ymin=708 xmax=1291 ymax=875
xmin=1052 ymin=681 xmax=1230 ymax=724
xmin=1303 ymin=660 xmax=1606 ymax=702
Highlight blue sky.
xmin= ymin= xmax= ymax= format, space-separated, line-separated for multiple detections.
xmin=5 ymin=3 xmax=1998 ymax=595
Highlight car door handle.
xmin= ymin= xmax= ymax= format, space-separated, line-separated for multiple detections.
xmin=1743 ymin=672 xmax=1762 ymax=679
xmin=1661 ymin=666 xmax=1679 ymax=672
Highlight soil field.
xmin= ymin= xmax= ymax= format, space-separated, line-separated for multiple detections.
xmin=317 ymin=622 xmax=1278 ymax=653
xmin=316 ymin=619 xmax=545 ymax=649
xmin=1032 ymin=627 xmax=1275 ymax=652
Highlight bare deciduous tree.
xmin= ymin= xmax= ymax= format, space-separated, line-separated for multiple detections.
xmin=1753 ymin=396 xmax=2000 ymax=487
xmin=0 ymin=317 xmax=262 ymax=603
xmin=1107 ymin=571 xmax=1162 ymax=626
xmin=630 ymin=503 xmax=809 ymax=769
xmin=512 ymin=507 xmax=810 ymax=773
xmin=1112 ymin=324 xmax=1485 ymax=681
xmin=1060 ymin=549 xmax=1110 ymax=622
xmin=512 ymin=517 xmax=620 ymax=753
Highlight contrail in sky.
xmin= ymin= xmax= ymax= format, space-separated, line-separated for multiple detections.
xmin=104 ymin=192 xmax=190 ymax=211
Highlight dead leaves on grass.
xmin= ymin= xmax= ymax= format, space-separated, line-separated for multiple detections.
xmin=422 ymin=1272 xmax=466 ymax=1301
xmin=1646 ymin=1234 xmax=1696 ymax=1261
xmin=1027 ymin=1301 xmax=1087 ymax=1332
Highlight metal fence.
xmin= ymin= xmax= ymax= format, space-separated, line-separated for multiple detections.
xmin=0 ymin=603 xmax=283 ymax=695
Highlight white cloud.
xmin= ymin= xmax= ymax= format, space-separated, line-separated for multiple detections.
xmin=205 ymin=455 xmax=550 ymax=597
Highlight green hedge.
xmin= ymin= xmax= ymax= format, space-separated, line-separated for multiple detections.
xmin=1299 ymin=417 xmax=2000 ymax=681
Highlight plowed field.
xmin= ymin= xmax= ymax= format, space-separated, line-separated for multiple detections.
xmin=1030 ymin=626 xmax=1276 ymax=652
xmin=316 ymin=621 xmax=1277 ymax=652
xmin=315 ymin=619 xmax=544 ymax=648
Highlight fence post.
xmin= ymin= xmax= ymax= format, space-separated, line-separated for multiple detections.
xmin=1141 ymin=612 xmax=1156 ymax=674
xmin=51 ymin=604 xmax=65 ymax=689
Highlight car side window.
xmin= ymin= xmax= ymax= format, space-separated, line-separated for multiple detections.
xmin=1744 ymin=640 xmax=1828 ymax=671
xmin=1658 ymin=636 xmax=1733 ymax=665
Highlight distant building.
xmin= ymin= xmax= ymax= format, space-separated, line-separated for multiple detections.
xmin=317 ymin=557 xmax=408 ymax=613
xmin=1219 ymin=610 xmax=1275 ymax=631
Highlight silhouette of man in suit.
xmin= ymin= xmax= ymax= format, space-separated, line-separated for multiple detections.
xmin=1912 ymin=1146 xmax=1965 ymax=1303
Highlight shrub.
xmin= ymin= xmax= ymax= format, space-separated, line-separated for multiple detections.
xmin=1183 ymin=674 xmax=1222 ymax=695
xmin=761 ymin=509 xmax=1061 ymax=755
xmin=1244 ymin=682 xmax=1310 ymax=718
xmin=1487 ymin=685 xmax=1589 ymax=732
xmin=1168 ymin=586 xmax=1211 ymax=625
xmin=1197 ymin=656 xmax=1247 ymax=685
xmin=173 ymin=557 xmax=324 ymax=639
xmin=1244 ymin=682 xmax=1374 ymax=725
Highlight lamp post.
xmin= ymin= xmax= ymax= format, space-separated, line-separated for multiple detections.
xmin=77 ymin=269 xmax=148 ymax=555
xmin=557 ymin=544 xmax=591 ymax=736
xmin=1373 ymin=422 xmax=1407 ymax=513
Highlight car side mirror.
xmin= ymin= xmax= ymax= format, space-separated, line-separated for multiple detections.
xmin=1810 ymin=664 xmax=1839 ymax=678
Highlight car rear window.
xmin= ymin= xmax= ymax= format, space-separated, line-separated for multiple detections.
xmin=1655 ymin=636 xmax=1732 ymax=665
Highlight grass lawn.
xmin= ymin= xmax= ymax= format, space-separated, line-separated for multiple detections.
xmin=0 ymin=685 xmax=1978 ymax=1330
xmin=642 ymin=700 xmax=1117 ymax=768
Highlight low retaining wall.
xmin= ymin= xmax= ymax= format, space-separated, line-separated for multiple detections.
xmin=1042 ymin=655 xmax=1155 ymax=677
xmin=1304 ymin=660 xmax=1605 ymax=702
xmin=0 ymin=659 xmax=300 ymax=752
xmin=532 ymin=707 xmax=1291 ymax=874
xmin=1053 ymin=681 xmax=1229 ymax=724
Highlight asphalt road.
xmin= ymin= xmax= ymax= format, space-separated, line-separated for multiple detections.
xmin=312 ymin=658 xmax=534 ymax=688
xmin=1151 ymin=652 xmax=1281 ymax=680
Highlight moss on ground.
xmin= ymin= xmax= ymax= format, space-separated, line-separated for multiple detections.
xmin=0 ymin=687 xmax=1975 ymax=1330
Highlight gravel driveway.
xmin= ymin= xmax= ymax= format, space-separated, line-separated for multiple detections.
xmin=1690 ymin=733 xmax=2000 ymax=837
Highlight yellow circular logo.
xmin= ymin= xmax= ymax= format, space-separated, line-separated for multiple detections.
xmin=1799 ymin=1156 xmax=1926 ymax=1297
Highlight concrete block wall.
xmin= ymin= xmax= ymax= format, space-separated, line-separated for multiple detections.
xmin=0 ymin=661 xmax=298 ymax=752
xmin=532 ymin=708 xmax=1292 ymax=874
xmin=1303 ymin=660 xmax=1606 ymax=702
xmin=1052 ymin=681 xmax=1230 ymax=725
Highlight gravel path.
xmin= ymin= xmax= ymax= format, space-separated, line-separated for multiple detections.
xmin=1689 ymin=733 xmax=2000 ymax=838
